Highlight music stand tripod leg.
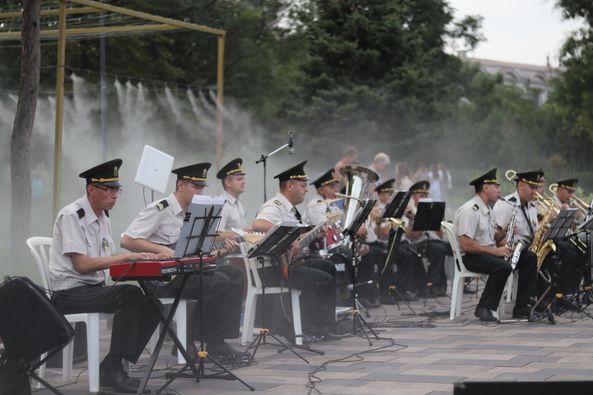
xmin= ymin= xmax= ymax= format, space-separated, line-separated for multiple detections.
xmin=192 ymin=251 xmax=254 ymax=391
xmin=349 ymin=235 xmax=380 ymax=345
xmin=530 ymin=270 xmax=556 ymax=324
xmin=245 ymin=257 xmax=310 ymax=364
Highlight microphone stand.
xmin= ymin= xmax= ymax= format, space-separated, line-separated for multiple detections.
xmin=256 ymin=132 xmax=293 ymax=202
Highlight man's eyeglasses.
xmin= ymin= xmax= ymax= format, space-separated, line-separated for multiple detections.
xmin=93 ymin=184 xmax=123 ymax=194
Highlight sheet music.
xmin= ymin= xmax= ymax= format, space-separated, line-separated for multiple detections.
xmin=247 ymin=220 xmax=302 ymax=259
xmin=175 ymin=194 xmax=225 ymax=258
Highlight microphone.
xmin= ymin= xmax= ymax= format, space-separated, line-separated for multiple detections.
xmin=288 ymin=130 xmax=294 ymax=155
xmin=347 ymin=280 xmax=373 ymax=290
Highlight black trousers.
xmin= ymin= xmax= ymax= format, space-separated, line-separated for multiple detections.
xmin=261 ymin=257 xmax=336 ymax=331
xmin=411 ymin=239 xmax=451 ymax=291
xmin=464 ymin=250 xmax=537 ymax=310
xmin=147 ymin=265 xmax=243 ymax=344
xmin=555 ymin=240 xmax=587 ymax=293
xmin=390 ymin=242 xmax=427 ymax=294
xmin=357 ymin=243 xmax=383 ymax=298
xmin=463 ymin=254 xmax=510 ymax=311
xmin=52 ymin=284 xmax=161 ymax=364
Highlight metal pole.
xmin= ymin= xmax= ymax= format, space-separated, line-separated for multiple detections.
xmin=52 ymin=0 xmax=67 ymax=218
xmin=215 ymin=35 xmax=225 ymax=173
xmin=99 ymin=2 xmax=107 ymax=161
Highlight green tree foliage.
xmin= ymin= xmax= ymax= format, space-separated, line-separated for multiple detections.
xmin=287 ymin=0 xmax=484 ymax=158
xmin=545 ymin=0 xmax=593 ymax=170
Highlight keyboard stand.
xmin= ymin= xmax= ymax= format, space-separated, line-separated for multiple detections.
xmin=136 ymin=274 xmax=198 ymax=394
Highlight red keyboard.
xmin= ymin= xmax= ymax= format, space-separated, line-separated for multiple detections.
xmin=110 ymin=256 xmax=217 ymax=280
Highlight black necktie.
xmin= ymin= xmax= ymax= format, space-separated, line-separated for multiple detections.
xmin=293 ymin=207 xmax=302 ymax=224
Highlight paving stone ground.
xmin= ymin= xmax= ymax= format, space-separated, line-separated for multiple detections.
xmin=35 ymin=292 xmax=593 ymax=395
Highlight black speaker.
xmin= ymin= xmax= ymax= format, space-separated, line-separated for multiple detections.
xmin=454 ymin=380 xmax=593 ymax=395
xmin=0 ymin=277 xmax=74 ymax=365
xmin=0 ymin=277 xmax=74 ymax=395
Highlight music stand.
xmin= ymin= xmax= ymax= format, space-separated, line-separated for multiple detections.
xmin=412 ymin=200 xmax=446 ymax=300
xmin=577 ymin=214 xmax=593 ymax=305
xmin=341 ymin=199 xmax=383 ymax=345
xmin=138 ymin=195 xmax=254 ymax=393
xmin=245 ymin=222 xmax=312 ymax=363
xmin=378 ymin=191 xmax=416 ymax=312
xmin=380 ymin=191 xmax=411 ymax=275
xmin=530 ymin=209 xmax=587 ymax=323
xmin=380 ymin=191 xmax=408 ymax=220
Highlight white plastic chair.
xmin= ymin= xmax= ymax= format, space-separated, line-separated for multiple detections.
xmin=26 ymin=237 xmax=101 ymax=393
xmin=238 ymin=242 xmax=303 ymax=346
xmin=147 ymin=298 xmax=188 ymax=364
xmin=440 ymin=222 xmax=482 ymax=320
xmin=504 ymin=271 xmax=519 ymax=303
xmin=118 ymin=233 xmax=189 ymax=364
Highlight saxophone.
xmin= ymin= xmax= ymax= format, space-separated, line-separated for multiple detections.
xmin=529 ymin=192 xmax=558 ymax=271
xmin=501 ymin=200 xmax=525 ymax=270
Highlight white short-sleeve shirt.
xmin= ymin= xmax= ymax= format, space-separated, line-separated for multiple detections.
xmin=453 ymin=195 xmax=496 ymax=249
xmin=493 ymin=191 xmax=538 ymax=245
xmin=255 ymin=192 xmax=300 ymax=225
xmin=218 ymin=190 xmax=246 ymax=231
xmin=123 ymin=192 xmax=184 ymax=246
xmin=49 ymin=195 xmax=113 ymax=291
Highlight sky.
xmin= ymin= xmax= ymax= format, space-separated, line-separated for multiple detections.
xmin=447 ymin=0 xmax=585 ymax=66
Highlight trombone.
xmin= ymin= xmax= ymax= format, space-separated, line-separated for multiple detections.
xmin=549 ymin=183 xmax=590 ymax=215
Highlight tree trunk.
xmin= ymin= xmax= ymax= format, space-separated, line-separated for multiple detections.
xmin=10 ymin=0 xmax=41 ymax=259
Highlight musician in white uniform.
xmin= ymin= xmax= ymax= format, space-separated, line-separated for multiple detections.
xmin=252 ymin=162 xmax=338 ymax=340
xmin=550 ymin=178 xmax=588 ymax=294
xmin=305 ymin=168 xmax=342 ymax=226
xmin=49 ymin=159 xmax=161 ymax=393
xmin=217 ymin=158 xmax=247 ymax=232
xmin=453 ymin=169 xmax=512 ymax=322
xmin=121 ymin=162 xmax=245 ymax=360
xmin=492 ymin=170 xmax=539 ymax=318
xmin=403 ymin=180 xmax=449 ymax=297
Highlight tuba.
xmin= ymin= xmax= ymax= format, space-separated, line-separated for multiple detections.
xmin=338 ymin=165 xmax=379 ymax=232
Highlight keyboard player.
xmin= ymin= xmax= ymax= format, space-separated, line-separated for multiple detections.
xmin=121 ymin=162 xmax=246 ymax=360
xmin=49 ymin=159 xmax=162 ymax=393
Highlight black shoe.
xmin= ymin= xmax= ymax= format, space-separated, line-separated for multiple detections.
xmin=207 ymin=341 xmax=249 ymax=359
xmin=512 ymin=305 xmax=531 ymax=319
xmin=474 ymin=306 xmax=498 ymax=322
xmin=100 ymin=368 xmax=140 ymax=393
xmin=430 ymin=287 xmax=446 ymax=297
xmin=463 ymin=284 xmax=478 ymax=294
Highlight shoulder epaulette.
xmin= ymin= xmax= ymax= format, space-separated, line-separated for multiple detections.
xmin=76 ymin=208 xmax=85 ymax=219
xmin=273 ymin=199 xmax=282 ymax=207
xmin=104 ymin=210 xmax=110 ymax=217
xmin=472 ymin=204 xmax=479 ymax=212
xmin=508 ymin=196 xmax=517 ymax=203
xmin=155 ymin=199 xmax=169 ymax=212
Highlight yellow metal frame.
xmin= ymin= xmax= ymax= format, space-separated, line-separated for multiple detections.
xmin=0 ymin=0 xmax=226 ymax=216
